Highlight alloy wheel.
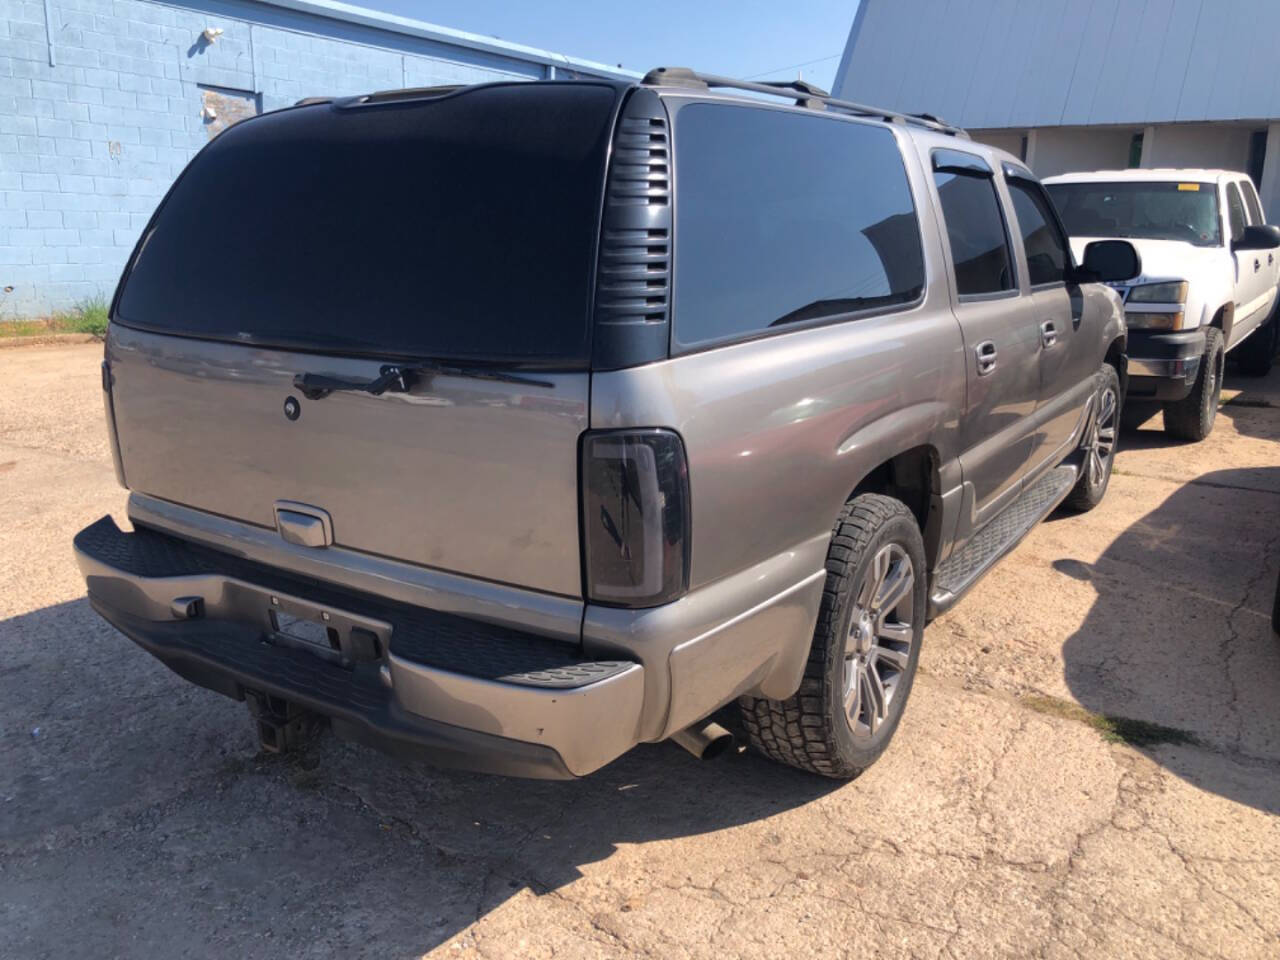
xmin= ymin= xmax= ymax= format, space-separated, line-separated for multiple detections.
xmin=843 ymin=543 xmax=915 ymax=739
xmin=1087 ymin=383 xmax=1118 ymax=488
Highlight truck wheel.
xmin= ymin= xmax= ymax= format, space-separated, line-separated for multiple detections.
xmin=1237 ymin=315 xmax=1277 ymax=377
xmin=1064 ymin=364 xmax=1120 ymax=512
xmin=739 ymin=494 xmax=926 ymax=778
xmin=1163 ymin=327 xmax=1224 ymax=442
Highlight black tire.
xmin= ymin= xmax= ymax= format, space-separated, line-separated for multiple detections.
xmin=1236 ymin=313 xmax=1277 ymax=377
xmin=1163 ymin=326 xmax=1224 ymax=442
xmin=739 ymin=494 xmax=926 ymax=779
xmin=1063 ymin=364 xmax=1121 ymax=512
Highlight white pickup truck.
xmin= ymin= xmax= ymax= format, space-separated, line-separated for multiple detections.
xmin=1045 ymin=169 xmax=1280 ymax=440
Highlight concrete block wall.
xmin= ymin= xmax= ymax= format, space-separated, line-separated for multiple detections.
xmin=0 ymin=0 xmax=618 ymax=319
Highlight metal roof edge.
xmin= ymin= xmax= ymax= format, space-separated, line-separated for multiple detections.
xmin=253 ymin=0 xmax=640 ymax=78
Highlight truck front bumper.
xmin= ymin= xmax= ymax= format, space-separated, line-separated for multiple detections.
xmin=74 ymin=516 xmax=645 ymax=779
xmin=1125 ymin=328 xmax=1206 ymax=403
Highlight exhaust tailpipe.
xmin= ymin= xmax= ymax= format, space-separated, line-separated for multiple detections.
xmin=671 ymin=719 xmax=736 ymax=761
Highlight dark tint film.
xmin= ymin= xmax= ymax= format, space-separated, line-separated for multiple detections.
xmin=933 ymin=170 xmax=1014 ymax=296
xmin=1241 ymin=180 xmax=1265 ymax=225
xmin=1226 ymin=183 xmax=1247 ymax=241
xmin=116 ymin=83 xmax=619 ymax=365
xmin=672 ymin=104 xmax=924 ymax=348
xmin=1007 ymin=180 xmax=1068 ymax=286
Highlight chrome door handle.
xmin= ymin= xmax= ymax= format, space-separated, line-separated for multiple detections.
xmin=1040 ymin=320 xmax=1058 ymax=348
xmin=975 ymin=340 xmax=998 ymax=376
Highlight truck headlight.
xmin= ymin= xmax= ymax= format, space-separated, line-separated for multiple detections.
xmin=1128 ymin=281 xmax=1188 ymax=303
xmin=1125 ymin=310 xmax=1185 ymax=330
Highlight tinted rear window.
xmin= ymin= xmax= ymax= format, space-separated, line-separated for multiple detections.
xmin=672 ymin=104 xmax=924 ymax=349
xmin=116 ymin=83 xmax=619 ymax=366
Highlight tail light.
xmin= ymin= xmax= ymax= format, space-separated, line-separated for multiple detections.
xmin=581 ymin=429 xmax=690 ymax=607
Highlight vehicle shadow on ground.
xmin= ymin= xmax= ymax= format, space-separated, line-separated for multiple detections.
xmin=1053 ymin=464 xmax=1280 ymax=816
xmin=0 ymin=597 xmax=841 ymax=957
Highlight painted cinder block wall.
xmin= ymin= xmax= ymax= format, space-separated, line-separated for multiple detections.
xmin=0 ymin=0 xmax=626 ymax=319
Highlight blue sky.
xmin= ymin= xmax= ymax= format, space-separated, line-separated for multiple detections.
xmin=369 ymin=1 xmax=861 ymax=93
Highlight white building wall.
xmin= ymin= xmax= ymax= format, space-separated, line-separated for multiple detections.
xmin=971 ymin=127 xmax=1136 ymax=179
xmin=1143 ymin=124 xmax=1252 ymax=172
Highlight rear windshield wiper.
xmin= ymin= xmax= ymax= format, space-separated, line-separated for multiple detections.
xmin=293 ymin=362 xmax=553 ymax=400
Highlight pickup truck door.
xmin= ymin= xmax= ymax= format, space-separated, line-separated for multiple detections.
xmin=1232 ymin=178 xmax=1279 ymax=346
xmin=1226 ymin=180 xmax=1274 ymax=347
xmin=929 ymin=150 xmax=1041 ymax=530
xmin=1003 ymin=174 xmax=1097 ymax=467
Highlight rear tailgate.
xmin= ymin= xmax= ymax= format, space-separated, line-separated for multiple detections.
xmin=107 ymin=326 xmax=588 ymax=596
xmin=105 ymin=81 xmax=623 ymax=598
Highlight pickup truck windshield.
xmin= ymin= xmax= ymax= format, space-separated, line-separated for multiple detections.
xmin=1046 ymin=181 xmax=1221 ymax=248
xmin=115 ymin=82 xmax=619 ymax=366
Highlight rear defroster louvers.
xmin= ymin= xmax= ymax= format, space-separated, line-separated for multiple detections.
xmin=592 ymin=88 xmax=672 ymax=369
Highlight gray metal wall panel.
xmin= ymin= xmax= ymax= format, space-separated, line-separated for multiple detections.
xmin=1176 ymin=4 xmax=1231 ymax=120
xmin=1235 ymin=0 xmax=1280 ymax=119
xmin=1144 ymin=0 xmax=1202 ymax=122
xmin=895 ymin=0 xmax=955 ymax=116
xmin=1060 ymin=0 xmax=1119 ymax=125
xmin=992 ymin=0 xmax=1043 ymax=129
xmin=934 ymin=0 xmax=987 ymax=123
xmin=836 ymin=0 xmax=1280 ymax=129
xmin=1202 ymin=1 xmax=1253 ymax=120
xmin=1007 ymin=1 xmax=1071 ymax=127
xmin=963 ymin=0 xmax=1018 ymax=129
xmin=1089 ymin=0 xmax=1147 ymax=123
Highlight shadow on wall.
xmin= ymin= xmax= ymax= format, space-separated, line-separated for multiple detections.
xmin=0 ymin=596 xmax=840 ymax=957
xmin=1054 ymin=462 xmax=1280 ymax=816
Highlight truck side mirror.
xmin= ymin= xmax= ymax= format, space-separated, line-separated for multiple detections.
xmin=1232 ymin=224 xmax=1280 ymax=252
xmin=1075 ymin=240 xmax=1142 ymax=283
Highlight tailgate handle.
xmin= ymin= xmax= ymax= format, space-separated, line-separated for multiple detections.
xmin=274 ymin=502 xmax=334 ymax=548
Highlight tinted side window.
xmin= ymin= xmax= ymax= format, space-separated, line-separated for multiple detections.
xmin=933 ymin=169 xmax=1014 ymax=296
xmin=1241 ymin=179 xmax=1265 ymax=225
xmin=1226 ymin=183 xmax=1247 ymax=241
xmin=672 ymin=105 xmax=924 ymax=348
xmin=1007 ymin=180 xmax=1068 ymax=286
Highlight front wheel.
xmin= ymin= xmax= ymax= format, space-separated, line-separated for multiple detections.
xmin=1063 ymin=364 xmax=1121 ymax=512
xmin=1163 ymin=326 xmax=1224 ymax=442
xmin=739 ymin=494 xmax=926 ymax=778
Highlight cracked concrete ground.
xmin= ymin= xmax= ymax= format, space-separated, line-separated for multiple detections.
xmin=2 ymin=342 xmax=1278 ymax=959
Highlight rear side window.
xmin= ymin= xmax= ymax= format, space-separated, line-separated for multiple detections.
xmin=1226 ymin=182 xmax=1247 ymax=242
xmin=116 ymin=83 xmax=619 ymax=365
xmin=933 ymin=169 xmax=1014 ymax=296
xmin=1241 ymin=180 xmax=1265 ymax=225
xmin=1007 ymin=180 xmax=1068 ymax=286
xmin=672 ymin=104 xmax=924 ymax=349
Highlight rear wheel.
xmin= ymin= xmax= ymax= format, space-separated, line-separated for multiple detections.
xmin=1237 ymin=313 xmax=1277 ymax=377
xmin=1064 ymin=364 xmax=1120 ymax=512
xmin=1163 ymin=327 xmax=1224 ymax=442
xmin=739 ymin=494 xmax=926 ymax=778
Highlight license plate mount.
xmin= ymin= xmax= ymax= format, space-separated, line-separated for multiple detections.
xmin=271 ymin=609 xmax=336 ymax=651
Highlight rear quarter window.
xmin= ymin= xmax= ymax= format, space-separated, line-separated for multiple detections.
xmin=671 ymin=104 xmax=924 ymax=350
xmin=115 ymin=83 xmax=620 ymax=366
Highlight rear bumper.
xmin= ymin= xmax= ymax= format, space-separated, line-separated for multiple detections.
xmin=1125 ymin=328 xmax=1206 ymax=403
xmin=74 ymin=517 xmax=644 ymax=778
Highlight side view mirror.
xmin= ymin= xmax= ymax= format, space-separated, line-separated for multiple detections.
xmin=1232 ymin=224 xmax=1280 ymax=252
xmin=1075 ymin=239 xmax=1142 ymax=284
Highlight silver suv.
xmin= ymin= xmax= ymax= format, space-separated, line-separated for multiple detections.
xmin=75 ymin=69 xmax=1139 ymax=779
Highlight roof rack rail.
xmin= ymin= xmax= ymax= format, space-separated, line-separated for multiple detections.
xmin=639 ymin=67 xmax=966 ymax=137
